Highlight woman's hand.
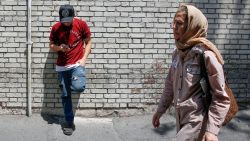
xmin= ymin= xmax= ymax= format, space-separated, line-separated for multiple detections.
xmin=202 ymin=132 xmax=218 ymax=141
xmin=152 ymin=112 xmax=162 ymax=128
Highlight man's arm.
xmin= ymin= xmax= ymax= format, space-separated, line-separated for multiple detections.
xmin=77 ymin=37 xmax=92 ymax=66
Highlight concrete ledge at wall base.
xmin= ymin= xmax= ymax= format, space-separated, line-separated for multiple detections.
xmin=38 ymin=106 xmax=158 ymax=118
xmin=0 ymin=107 xmax=27 ymax=115
xmin=3 ymin=103 xmax=249 ymax=118
xmin=0 ymin=104 xmax=161 ymax=117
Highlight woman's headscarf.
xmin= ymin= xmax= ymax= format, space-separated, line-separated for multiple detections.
xmin=175 ymin=5 xmax=224 ymax=64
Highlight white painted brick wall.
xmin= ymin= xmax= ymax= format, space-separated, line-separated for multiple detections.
xmin=0 ymin=0 xmax=249 ymax=115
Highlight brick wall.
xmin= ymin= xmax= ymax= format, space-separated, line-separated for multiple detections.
xmin=0 ymin=0 xmax=249 ymax=115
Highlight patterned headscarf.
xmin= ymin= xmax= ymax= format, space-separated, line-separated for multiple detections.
xmin=175 ymin=5 xmax=224 ymax=64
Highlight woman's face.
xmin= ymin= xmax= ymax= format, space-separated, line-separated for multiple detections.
xmin=172 ymin=12 xmax=187 ymax=41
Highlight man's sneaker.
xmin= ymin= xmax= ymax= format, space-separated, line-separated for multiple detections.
xmin=61 ymin=122 xmax=75 ymax=136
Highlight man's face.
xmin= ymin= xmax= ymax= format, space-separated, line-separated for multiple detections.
xmin=62 ymin=22 xmax=72 ymax=27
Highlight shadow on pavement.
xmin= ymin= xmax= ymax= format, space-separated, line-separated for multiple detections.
xmin=224 ymin=103 xmax=250 ymax=134
xmin=153 ymin=122 xmax=175 ymax=136
xmin=40 ymin=113 xmax=64 ymax=124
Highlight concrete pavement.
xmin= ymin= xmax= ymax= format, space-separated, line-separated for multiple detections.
xmin=0 ymin=104 xmax=249 ymax=141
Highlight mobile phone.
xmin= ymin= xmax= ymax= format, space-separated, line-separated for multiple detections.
xmin=61 ymin=44 xmax=69 ymax=48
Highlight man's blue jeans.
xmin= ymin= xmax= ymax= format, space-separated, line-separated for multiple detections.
xmin=58 ymin=66 xmax=86 ymax=124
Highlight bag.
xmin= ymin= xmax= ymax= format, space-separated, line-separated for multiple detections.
xmin=223 ymin=79 xmax=239 ymax=125
xmin=199 ymin=52 xmax=238 ymax=126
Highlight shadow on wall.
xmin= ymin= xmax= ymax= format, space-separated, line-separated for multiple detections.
xmin=209 ymin=0 xmax=250 ymax=100
xmin=224 ymin=0 xmax=250 ymax=101
xmin=41 ymin=50 xmax=81 ymax=125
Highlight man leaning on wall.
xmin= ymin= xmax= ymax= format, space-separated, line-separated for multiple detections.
xmin=49 ymin=4 xmax=92 ymax=136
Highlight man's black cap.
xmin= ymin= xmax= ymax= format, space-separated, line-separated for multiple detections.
xmin=59 ymin=5 xmax=74 ymax=23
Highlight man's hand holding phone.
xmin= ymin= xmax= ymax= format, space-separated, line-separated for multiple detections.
xmin=60 ymin=44 xmax=70 ymax=52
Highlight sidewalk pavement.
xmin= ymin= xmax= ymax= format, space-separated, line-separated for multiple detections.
xmin=0 ymin=104 xmax=249 ymax=141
